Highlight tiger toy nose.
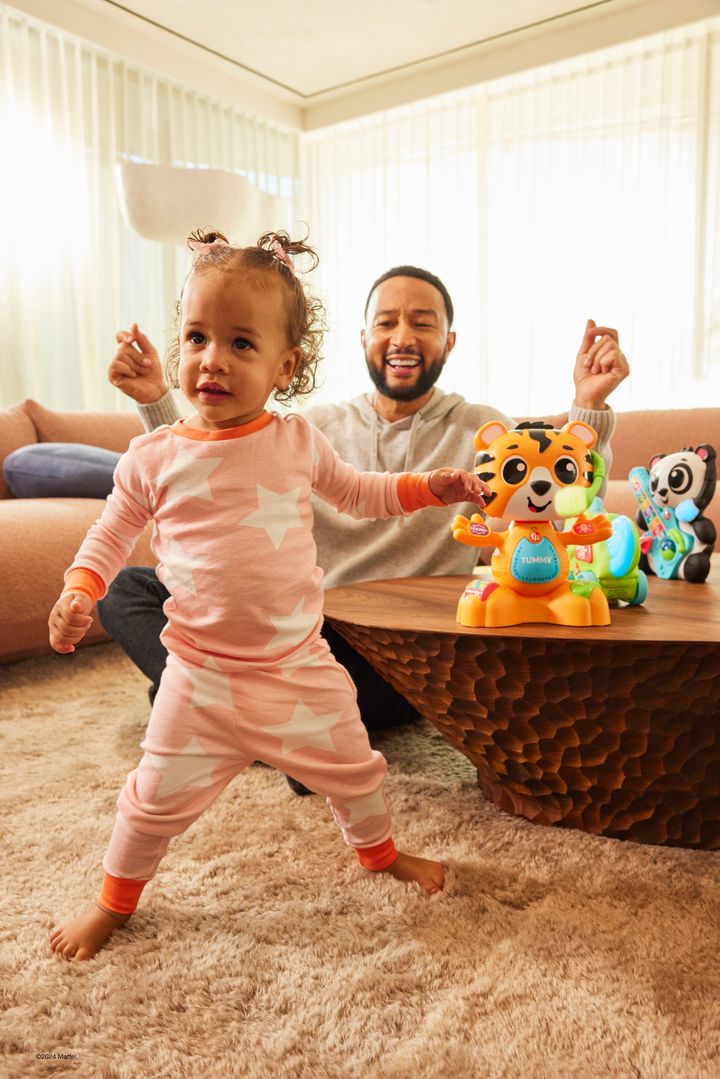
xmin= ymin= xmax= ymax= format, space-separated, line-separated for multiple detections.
xmin=531 ymin=480 xmax=552 ymax=496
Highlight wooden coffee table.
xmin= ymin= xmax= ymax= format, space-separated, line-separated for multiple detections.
xmin=324 ymin=561 xmax=720 ymax=850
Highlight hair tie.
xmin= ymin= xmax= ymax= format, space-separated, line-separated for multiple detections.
xmin=270 ymin=237 xmax=296 ymax=276
xmin=188 ymin=237 xmax=229 ymax=259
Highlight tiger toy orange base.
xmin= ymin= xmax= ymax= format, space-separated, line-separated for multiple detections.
xmin=452 ymin=420 xmax=613 ymax=628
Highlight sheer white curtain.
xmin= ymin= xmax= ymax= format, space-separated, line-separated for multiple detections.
xmin=0 ymin=4 xmax=300 ymax=411
xmin=302 ymin=17 xmax=720 ymax=415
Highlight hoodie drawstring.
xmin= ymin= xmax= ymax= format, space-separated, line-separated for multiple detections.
xmin=370 ymin=409 xmax=379 ymax=473
xmin=404 ymin=410 xmax=422 ymax=473
xmin=397 ymin=410 xmax=425 ymax=526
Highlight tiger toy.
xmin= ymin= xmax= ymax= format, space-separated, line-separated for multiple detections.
xmin=452 ymin=420 xmax=613 ymax=627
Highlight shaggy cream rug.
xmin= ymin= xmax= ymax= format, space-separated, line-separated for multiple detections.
xmin=1 ymin=643 xmax=719 ymax=1079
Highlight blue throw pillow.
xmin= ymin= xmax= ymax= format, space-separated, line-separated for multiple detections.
xmin=3 ymin=443 xmax=121 ymax=498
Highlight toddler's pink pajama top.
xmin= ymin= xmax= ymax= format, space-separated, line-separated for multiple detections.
xmin=66 ymin=412 xmax=444 ymax=894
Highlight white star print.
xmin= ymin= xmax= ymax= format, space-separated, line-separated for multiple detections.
xmin=270 ymin=700 xmax=343 ymax=755
xmin=336 ymin=789 xmax=389 ymax=828
xmin=240 ymin=484 xmax=303 ymax=550
xmin=150 ymin=444 xmax=222 ymax=509
xmin=184 ymin=657 xmax=234 ymax=712
xmin=144 ymin=737 xmax=225 ymax=799
xmin=265 ymin=598 xmax=319 ymax=652
xmin=163 ymin=537 xmax=206 ymax=595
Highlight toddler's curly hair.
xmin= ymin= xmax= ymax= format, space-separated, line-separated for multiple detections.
xmin=166 ymin=229 xmax=326 ymax=403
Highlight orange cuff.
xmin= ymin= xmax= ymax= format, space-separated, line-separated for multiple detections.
xmin=355 ymin=837 xmax=398 ymax=871
xmin=98 ymin=872 xmax=149 ymax=915
xmin=63 ymin=567 xmax=106 ymax=604
xmin=396 ymin=472 xmax=446 ymax=512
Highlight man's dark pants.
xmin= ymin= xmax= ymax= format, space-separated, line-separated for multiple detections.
xmin=98 ymin=567 xmax=420 ymax=741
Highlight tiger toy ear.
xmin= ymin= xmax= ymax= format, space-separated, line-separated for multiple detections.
xmin=560 ymin=420 xmax=597 ymax=448
xmin=473 ymin=420 xmax=508 ymax=451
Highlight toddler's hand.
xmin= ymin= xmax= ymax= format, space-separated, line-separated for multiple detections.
xmin=109 ymin=324 xmax=167 ymax=405
xmin=48 ymin=592 xmax=94 ymax=654
xmin=429 ymin=468 xmax=490 ymax=507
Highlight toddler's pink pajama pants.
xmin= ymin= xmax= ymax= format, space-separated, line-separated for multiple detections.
xmin=102 ymin=643 xmax=394 ymax=892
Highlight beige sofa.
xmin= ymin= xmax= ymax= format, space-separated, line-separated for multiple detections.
xmin=1 ymin=399 xmax=718 ymax=663
xmin=0 ymin=400 xmax=155 ymax=662
xmin=603 ymin=408 xmax=720 ymax=529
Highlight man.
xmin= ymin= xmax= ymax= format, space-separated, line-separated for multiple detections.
xmin=100 ymin=265 xmax=629 ymax=792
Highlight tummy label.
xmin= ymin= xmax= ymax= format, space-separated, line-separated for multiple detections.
xmin=511 ymin=537 xmax=560 ymax=584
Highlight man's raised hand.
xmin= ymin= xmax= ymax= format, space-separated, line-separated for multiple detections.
xmin=573 ymin=318 xmax=629 ymax=411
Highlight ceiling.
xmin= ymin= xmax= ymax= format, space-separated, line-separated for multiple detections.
xmin=15 ymin=0 xmax=719 ymax=128
xmin=107 ymin=0 xmax=632 ymax=100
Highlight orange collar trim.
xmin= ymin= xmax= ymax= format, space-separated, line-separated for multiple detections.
xmin=171 ymin=412 xmax=274 ymax=441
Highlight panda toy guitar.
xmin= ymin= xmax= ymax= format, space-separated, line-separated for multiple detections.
xmin=630 ymin=444 xmax=716 ymax=583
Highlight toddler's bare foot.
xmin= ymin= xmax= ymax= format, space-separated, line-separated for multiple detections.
xmin=49 ymin=904 xmax=129 ymax=961
xmin=383 ymin=851 xmax=446 ymax=895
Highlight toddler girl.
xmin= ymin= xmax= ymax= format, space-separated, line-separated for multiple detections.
xmin=48 ymin=230 xmax=488 ymax=961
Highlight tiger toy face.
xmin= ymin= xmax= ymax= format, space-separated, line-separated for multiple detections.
xmin=473 ymin=420 xmax=599 ymax=520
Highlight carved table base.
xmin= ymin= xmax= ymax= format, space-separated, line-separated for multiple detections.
xmin=325 ymin=573 xmax=720 ymax=850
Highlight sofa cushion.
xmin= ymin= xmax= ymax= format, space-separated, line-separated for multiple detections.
xmin=3 ymin=443 xmax=120 ymax=499
xmin=0 ymin=402 xmax=38 ymax=500
xmin=604 ymin=477 xmax=720 ymax=535
xmin=611 ymin=409 xmax=720 ymax=479
xmin=23 ymin=399 xmax=143 ymax=454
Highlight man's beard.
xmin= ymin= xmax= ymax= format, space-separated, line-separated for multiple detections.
xmin=364 ymin=351 xmax=447 ymax=402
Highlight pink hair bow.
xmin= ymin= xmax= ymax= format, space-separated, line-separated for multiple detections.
xmin=187 ymin=236 xmax=229 ymax=258
xmin=270 ymin=237 xmax=296 ymax=276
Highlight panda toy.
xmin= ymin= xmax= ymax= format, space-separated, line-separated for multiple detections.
xmin=634 ymin=444 xmax=717 ymax=583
